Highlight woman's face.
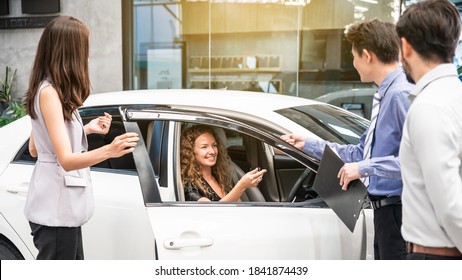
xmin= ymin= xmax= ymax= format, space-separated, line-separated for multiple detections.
xmin=193 ymin=132 xmax=218 ymax=169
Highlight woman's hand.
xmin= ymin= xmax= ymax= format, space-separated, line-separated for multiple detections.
xmin=106 ymin=132 xmax=139 ymax=158
xmin=85 ymin=112 xmax=112 ymax=135
xmin=238 ymin=167 xmax=267 ymax=189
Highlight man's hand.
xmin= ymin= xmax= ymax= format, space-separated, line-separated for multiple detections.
xmin=280 ymin=134 xmax=306 ymax=150
xmin=337 ymin=162 xmax=361 ymax=190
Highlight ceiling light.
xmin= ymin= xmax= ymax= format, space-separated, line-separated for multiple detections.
xmin=354 ymin=5 xmax=368 ymax=12
xmin=360 ymin=0 xmax=378 ymax=4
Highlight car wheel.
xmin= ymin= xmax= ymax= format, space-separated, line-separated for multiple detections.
xmin=0 ymin=238 xmax=24 ymax=260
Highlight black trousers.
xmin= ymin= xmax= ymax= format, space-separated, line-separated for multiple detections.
xmin=29 ymin=221 xmax=84 ymax=260
xmin=373 ymin=202 xmax=406 ymax=260
xmin=407 ymin=253 xmax=462 ymax=260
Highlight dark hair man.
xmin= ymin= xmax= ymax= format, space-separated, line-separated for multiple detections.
xmin=397 ymin=0 xmax=462 ymax=260
xmin=282 ymin=19 xmax=413 ymax=259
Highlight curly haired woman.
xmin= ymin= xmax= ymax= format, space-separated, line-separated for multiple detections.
xmin=180 ymin=125 xmax=266 ymax=201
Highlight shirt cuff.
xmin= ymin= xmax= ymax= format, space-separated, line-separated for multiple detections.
xmin=303 ymin=138 xmax=323 ymax=159
xmin=357 ymin=159 xmax=374 ymax=177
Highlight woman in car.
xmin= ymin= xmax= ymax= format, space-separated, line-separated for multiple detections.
xmin=180 ymin=124 xmax=266 ymax=201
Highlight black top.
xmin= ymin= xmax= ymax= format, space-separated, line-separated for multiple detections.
xmin=184 ymin=178 xmax=221 ymax=201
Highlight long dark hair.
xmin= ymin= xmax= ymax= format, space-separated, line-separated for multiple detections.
xmin=25 ymin=16 xmax=91 ymax=122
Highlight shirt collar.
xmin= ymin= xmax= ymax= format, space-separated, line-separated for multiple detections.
xmin=412 ymin=63 xmax=458 ymax=99
xmin=377 ymin=67 xmax=403 ymax=99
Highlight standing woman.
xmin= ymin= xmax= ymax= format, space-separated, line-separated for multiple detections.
xmin=24 ymin=16 xmax=139 ymax=260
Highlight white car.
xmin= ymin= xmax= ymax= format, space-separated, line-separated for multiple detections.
xmin=0 ymin=89 xmax=374 ymax=260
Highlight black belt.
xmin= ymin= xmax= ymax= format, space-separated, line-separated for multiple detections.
xmin=368 ymin=195 xmax=401 ymax=210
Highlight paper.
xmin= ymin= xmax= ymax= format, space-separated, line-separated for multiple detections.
xmin=312 ymin=145 xmax=367 ymax=232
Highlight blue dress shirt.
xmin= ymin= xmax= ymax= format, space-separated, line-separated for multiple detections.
xmin=303 ymin=67 xmax=413 ymax=196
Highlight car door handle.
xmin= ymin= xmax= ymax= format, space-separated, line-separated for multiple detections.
xmin=5 ymin=183 xmax=29 ymax=194
xmin=163 ymin=237 xmax=214 ymax=250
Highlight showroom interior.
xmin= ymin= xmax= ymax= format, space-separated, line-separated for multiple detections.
xmin=1 ymin=0 xmax=462 ymax=117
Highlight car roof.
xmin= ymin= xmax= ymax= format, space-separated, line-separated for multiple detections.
xmin=84 ymin=89 xmax=321 ymax=113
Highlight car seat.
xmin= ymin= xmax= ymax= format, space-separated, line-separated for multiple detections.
xmin=213 ymin=127 xmax=265 ymax=202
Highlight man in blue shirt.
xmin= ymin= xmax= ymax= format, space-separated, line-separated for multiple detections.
xmin=282 ymin=19 xmax=413 ymax=259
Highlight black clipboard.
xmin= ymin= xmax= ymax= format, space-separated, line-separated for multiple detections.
xmin=312 ymin=145 xmax=367 ymax=232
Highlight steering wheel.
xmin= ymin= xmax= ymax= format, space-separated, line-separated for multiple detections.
xmin=286 ymin=168 xmax=312 ymax=202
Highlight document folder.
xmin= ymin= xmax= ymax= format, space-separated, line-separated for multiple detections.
xmin=312 ymin=145 xmax=367 ymax=232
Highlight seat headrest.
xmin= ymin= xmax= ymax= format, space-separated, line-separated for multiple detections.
xmin=213 ymin=127 xmax=227 ymax=145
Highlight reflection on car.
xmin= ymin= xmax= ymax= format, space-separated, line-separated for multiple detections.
xmin=0 ymin=89 xmax=374 ymax=260
xmin=315 ymin=88 xmax=376 ymax=120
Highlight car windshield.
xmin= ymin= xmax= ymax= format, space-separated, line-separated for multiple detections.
xmin=276 ymin=104 xmax=369 ymax=144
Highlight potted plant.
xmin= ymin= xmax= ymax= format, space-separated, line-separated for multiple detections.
xmin=0 ymin=66 xmax=26 ymax=128
xmin=0 ymin=66 xmax=17 ymax=114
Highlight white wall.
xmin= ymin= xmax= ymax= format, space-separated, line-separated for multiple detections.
xmin=0 ymin=0 xmax=122 ymax=101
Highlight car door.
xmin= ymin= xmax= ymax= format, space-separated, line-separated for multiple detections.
xmin=151 ymin=203 xmax=367 ymax=259
xmin=122 ymin=107 xmax=371 ymax=260
xmin=0 ymin=109 xmax=156 ymax=260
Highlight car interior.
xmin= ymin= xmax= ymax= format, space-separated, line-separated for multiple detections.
xmin=177 ymin=122 xmax=267 ymax=202
xmin=177 ymin=121 xmax=320 ymax=203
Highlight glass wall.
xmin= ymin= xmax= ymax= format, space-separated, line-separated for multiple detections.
xmin=131 ymin=0 xmax=401 ymax=99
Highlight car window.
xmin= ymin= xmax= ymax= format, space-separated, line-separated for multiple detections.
xmin=276 ymin=104 xmax=369 ymax=144
xmin=80 ymin=108 xmax=137 ymax=172
xmin=13 ymin=140 xmax=37 ymax=163
xmin=176 ymin=122 xmax=325 ymax=206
